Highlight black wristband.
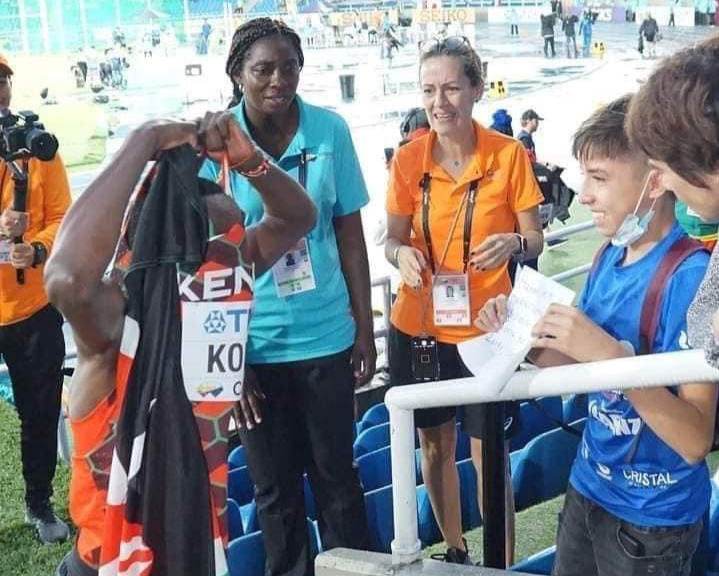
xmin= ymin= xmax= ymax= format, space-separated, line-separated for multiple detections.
xmin=31 ymin=242 xmax=47 ymax=267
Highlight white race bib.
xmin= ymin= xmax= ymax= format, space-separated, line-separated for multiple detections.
xmin=272 ymin=237 xmax=316 ymax=297
xmin=0 ymin=239 xmax=10 ymax=265
xmin=433 ymin=274 xmax=471 ymax=326
xmin=181 ymin=300 xmax=252 ymax=402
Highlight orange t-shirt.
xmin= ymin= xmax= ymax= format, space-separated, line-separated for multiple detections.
xmin=386 ymin=122 xmax=543 ymax=344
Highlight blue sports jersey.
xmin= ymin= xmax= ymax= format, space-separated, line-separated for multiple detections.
xmin=200 ymin=96 xmax=369 ymax=363
xmin=570 ymin=222 xmax=711 ymax=526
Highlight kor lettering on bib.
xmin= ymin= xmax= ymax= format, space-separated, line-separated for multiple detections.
xmin=181 ymin=300 xmax=252 ymax=402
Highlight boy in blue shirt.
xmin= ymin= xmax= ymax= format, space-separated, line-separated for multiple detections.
xmin=476 ymin=94 xmax=718 ymax=576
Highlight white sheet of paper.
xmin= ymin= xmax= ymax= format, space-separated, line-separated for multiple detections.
xmin=458 ymin=266 xmax=576 ymax=393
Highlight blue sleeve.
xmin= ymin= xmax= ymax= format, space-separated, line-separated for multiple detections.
xmin=655 ymin=252 xmax=710 ymax=352
xmin=199 ymin=157 xmax=220 ymax=183
xmin=332 ymin=118 xmax=370 ymax=217
xmin=577 ymin=271 xmax=593 ymax=312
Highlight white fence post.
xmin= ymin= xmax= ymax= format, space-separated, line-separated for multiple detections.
xmin=387 ymin=404 xmax=421 ymax=565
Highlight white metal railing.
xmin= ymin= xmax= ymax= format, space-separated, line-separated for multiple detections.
xmin=544 ymin=219 xmax=595 ymax=243
xmin=385 ymin=349 xmax=719 ymax=565
xmin=545 ymin=219 xmax=596 ymax=282
xmin=550 ymin=263 xmax=592 ymax=283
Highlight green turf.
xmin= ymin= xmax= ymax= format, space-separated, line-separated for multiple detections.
xmin=539 ymin=202 xmax=604 ymax=296
xmin=0 ymin=401 xmax=72 ymax=576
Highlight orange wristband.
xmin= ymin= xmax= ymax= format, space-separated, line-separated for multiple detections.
xmin=240 ymin=157 xmax=270 ymax=179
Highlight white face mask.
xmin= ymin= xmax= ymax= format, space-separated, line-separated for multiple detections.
xmin=611 ymin=172 xmax=658 ymax=248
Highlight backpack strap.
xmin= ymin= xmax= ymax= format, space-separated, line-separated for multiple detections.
xmin=638 ymin=237 xmax=708 ymax=355
xmin=589 ymin=239 xmax=611 ymax=276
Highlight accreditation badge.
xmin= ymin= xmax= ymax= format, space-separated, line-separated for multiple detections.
xmin=0 ymin=239 xmax=10 ymax=264
xmin=181 ymin=300 xmax=252 ymax=402
xmin=271 ymin=237 xmax=316 ymax=297
xmin=432 ymin=274 xmax=471 ymax=326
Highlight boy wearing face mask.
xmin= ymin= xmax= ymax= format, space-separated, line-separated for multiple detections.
xmin=476 ymin=94 xmax=717 ymax=576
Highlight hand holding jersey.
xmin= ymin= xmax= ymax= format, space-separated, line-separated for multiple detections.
xmin=45 ymin=111 xmax=316 ymax=576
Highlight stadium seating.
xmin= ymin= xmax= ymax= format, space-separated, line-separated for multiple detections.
xmin=228 ymin=466 xmax=255 ymax=506
xmin=562 ymin=394 xmax=588 ymax=424
xmin=511 ymin=545 xmax=556 ymax=574
xmin=510 ymin=396 xmax=564 ymax=452
xmin=512 ymin=421 xmax=585 ymax=511
xmin=228 ymin=530 xmax=266 ymax=576
xmin=354 ymin=422 xmax=391 ymax=457
xmin=227 ymin=498 xmax=244 ymax=540
xmin=240 ymin=500 xmax=259 ymax=535
xmin=356 ymin=402 xmax=389 ymax=435
xmin=357 ymin=445 xmax=393 ymax=492
xmin=227 ymin=518 xmax=320 ymax=576
xmin=364 ymin=484 xmax=394 ymax=552
xmin=186 ymin=0 xmax=225 ymax=17
xmin=228 ymin=445 xmax=247 ymax=470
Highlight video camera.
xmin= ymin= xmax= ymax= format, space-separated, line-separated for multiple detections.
xmin=0 ymin=110 xmax=58 ymax=162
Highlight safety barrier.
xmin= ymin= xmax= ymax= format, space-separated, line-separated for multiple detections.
xmin=385 ymin=349 xmax=719 ymax=564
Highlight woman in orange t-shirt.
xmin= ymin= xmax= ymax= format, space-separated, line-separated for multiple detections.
xmin=384 ymin=37 xmax=544 ymax=565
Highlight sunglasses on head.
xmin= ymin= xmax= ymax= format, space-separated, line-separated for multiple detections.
xmin=419 ymin=35 xmax=472 ymax=54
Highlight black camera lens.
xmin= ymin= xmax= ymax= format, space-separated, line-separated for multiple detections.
xmin=25 ymin=128 xmax=58 ymax=161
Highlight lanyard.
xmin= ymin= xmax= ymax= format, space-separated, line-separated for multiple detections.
xmin=421 ymin=173 xmax=480 ymax=274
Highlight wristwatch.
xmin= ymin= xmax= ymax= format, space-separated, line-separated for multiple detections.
xmin=513 ymin=233 xmax=528 ymax=260
xmin=31 ymin=242 xmax=47 ymax=267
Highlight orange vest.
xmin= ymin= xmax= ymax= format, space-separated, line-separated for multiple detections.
xmin=0 ymin=155 xmax=70 ymax=325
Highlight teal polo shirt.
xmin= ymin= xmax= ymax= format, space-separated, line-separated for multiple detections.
xmin=200 ymin=96 xmax=370 ymax=364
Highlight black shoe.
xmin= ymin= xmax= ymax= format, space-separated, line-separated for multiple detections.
xmin=430 ymin=537 xmax=472 ymax=565
xmin=25 ymin=501 xmax=69 ymax=545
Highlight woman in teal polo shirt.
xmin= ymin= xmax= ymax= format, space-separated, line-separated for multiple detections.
xmin=201 ymin=17 xmax=374 ymax=576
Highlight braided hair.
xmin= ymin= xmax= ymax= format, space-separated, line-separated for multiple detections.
xmin=226 ymin=17 xmax=304 ymax=107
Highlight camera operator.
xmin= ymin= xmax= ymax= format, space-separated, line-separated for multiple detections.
xmin=0 ymin=54 xmax=71 ymax=545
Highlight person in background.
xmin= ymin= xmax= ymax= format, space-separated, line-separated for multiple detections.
xmin=639 ymin=12 xmax=659 ymax=58
xmin=562 ymin=13 xmax=579 ymax=58
xmin=517 ymin=109 xmax=543 ymax=163
xmin=541 ymin=12 xmax=557 ymax=57
xmin=490 ymin=108 xmax=514 ymax=137
xmin=509 ymin=7 xmax=520 ymax=36
xmin=675 ymin=201 xmax=718 ymax=251
xmin=385 ymin=36 xmax=543 ymax=565
xmin=478 ymin=94 xmax=716 ymax=576
xmin=0 ymin=53 xmax=71 ymax=545
xmin=579 ymin=11 xmax=594 ymax=57
xmin=201 ymin=18 xmax=374 ymax=576
xmin=626 ymin=35 xmax=719 ymax=386
xmin=48 ymin=112 xmax=316 ymax=576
